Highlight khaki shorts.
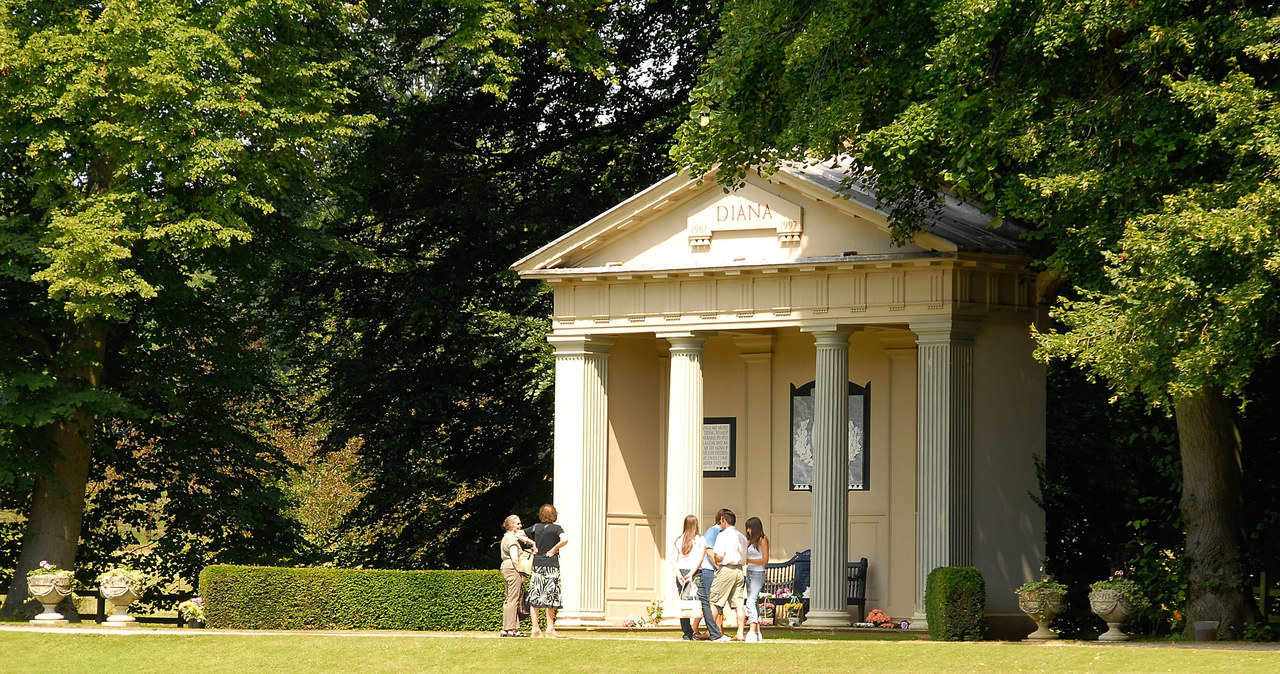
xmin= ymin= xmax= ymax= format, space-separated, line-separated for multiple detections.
xmin=710 ymin=564 xmax=746 ymax=609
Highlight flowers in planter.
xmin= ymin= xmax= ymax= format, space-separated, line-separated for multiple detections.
xmin=1016 ymin=566 xmax=1067 ymax=595
xmin=178 ymin=597 xmax=206 ymax=622
xmin=865 ymin=608 xmax=895 ymax=626
xmin=97 ymin=566 xmax=152 ymax=588
xmin=27 ymin=560 xmax=73 ymax=578
xmin=1089 ymin=570 xmax=1150 ymax=609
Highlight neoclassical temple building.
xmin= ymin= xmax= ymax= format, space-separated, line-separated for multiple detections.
xmin=512 ymin=161 xmax=1046 ymax=634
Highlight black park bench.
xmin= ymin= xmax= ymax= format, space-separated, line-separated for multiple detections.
xmin=761 ymin=549 xmax=868 ymax=622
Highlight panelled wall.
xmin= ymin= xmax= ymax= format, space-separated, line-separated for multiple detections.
xmin=601 ymin=328 xmax=921 ymax=621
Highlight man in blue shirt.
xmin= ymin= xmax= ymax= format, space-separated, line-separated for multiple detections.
xmin=692 ymin=508 xmax=727 ymax=640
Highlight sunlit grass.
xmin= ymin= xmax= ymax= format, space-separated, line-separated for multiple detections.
xmin=0 ymin=627 xmax=1277 ymax=673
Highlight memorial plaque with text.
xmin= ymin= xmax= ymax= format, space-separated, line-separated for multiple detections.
xmin=702 ymin=417 xmax=736 ymax=477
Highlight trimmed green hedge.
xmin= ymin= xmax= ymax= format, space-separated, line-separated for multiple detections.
xmin=925 ymin=566 xmax=986 ymax=641
xmin=199 ymin=565 xmax=528 ymax=631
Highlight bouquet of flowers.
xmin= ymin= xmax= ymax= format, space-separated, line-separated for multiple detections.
xmin=623 ymin=598 xmax=663 ymax=627
xmin=865 ymin=608 xmax=894 ymax=626
xmin=178 ymin=597 xmax=206 ymax=622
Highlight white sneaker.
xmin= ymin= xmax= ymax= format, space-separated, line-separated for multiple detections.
xmin=714 ymin=635 xmax=734 ymax=642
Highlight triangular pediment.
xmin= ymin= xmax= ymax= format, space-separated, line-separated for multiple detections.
xmin=513 ymin=163 xmax=1024 ymax=276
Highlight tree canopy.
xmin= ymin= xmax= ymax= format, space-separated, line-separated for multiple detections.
xmin=264 ymin=0 xmax=721 ymax=569
xmin=672 ymin=0 xmax=1279 ymax=634
xmin=0 ymin=0 xmax=371 ymax=614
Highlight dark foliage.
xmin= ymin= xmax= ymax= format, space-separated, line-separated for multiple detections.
xmin=262 ymin=1 xmax=723 ymax=570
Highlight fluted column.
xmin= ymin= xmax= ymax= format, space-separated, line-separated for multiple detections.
xmin=659 ymin=332 xmax=706 ymax=611
xmin=549 ymin=334 xmax=616 ymax=626
xmin=910 ymin=318 xmax=979 ymax=626
xmin=801 ymin=326 xmax=855 ymax=626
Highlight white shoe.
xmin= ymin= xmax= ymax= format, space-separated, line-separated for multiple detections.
xmin=714 ymin=635 xmax=734 ymax=642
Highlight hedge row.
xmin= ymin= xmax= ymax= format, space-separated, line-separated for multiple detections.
xmin=199 ymin=565 xmax=528 ymax=631
xmin=925 ymin=566 xmax=986 ymax=641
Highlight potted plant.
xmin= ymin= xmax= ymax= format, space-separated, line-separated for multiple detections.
xmin=1088 ymin=570 xmax=1150 ymax=641
xmin=178 ymin=597 xmax=206 ymax=628
xmin=97 ymin=567 xmax=151 ymax=625
xmin=26 ymin=561 xmax=74 ymax=625
xmin=1016 ymin=566 xmax=1068 ymax=640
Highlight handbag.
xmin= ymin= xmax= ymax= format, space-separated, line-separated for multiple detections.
xmin=680 ymin=579 xmax=698 ymax=601
xmin=516 ymin=547 xmax=534 ymax=576
xmin=676 ymin=599 xmax=700 ymax=618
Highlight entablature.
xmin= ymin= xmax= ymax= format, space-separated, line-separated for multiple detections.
xmin=533 ymin=253 xmax=1036 ymax=334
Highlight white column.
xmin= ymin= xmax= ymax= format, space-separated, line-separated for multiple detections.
xmin=659 ymin=332 xmax=706 ymax=614
xmin=910 ymin=318 xmax=978 ymax=626
xmin=801 ymin=326 xmax=855 ymax=626
xmin=549 ymin=334 xmax=615 ymax=626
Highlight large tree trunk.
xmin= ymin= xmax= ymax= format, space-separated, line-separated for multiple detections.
xmin=1176 ymin=386 xmax=1261 ymax=638
xmin=0 ymin=319 xmax=104 ymax=619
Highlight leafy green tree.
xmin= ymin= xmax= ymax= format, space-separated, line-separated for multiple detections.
xmin=267 ymin=0 xmax=721 ymax=569
xmin=672 ymin=0 xmax=1277 ymax=634
xmin=0 ymin=0 xmax=369 ymax=615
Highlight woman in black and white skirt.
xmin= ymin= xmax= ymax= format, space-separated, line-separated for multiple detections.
xmin=522 ymin=503 xmax=569 ymax=638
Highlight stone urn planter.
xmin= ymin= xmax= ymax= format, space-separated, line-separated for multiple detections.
xmin=27 ymin=574 xmax=73 ymax=625
xmin=99 ymin=576 xmax=141 ymax=625
xmin=1018 ymin=589 xmax=1065 ymax=640
xmin=1089 ymin=589 xmax=1135 ymax=641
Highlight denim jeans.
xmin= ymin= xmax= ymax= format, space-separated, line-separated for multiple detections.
xmin=677 ymin=568 xmax=699 ymax=639
xmin=698 ymin=567 xmax=723 ymax=640
xmin=745 ymin=569 xmax=765 ymax=623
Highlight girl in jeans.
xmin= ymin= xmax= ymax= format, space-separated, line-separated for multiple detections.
xmin=744 ymin=516 xmax=770 ymax=642
xmin=670 ymin=514 xmax=706 ymax=640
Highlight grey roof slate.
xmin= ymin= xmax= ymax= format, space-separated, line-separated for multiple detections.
xmin=781 ymin=161 xmax=1031 ymax=256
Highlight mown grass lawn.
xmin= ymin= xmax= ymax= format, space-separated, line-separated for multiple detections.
xmin=1 ymin=628 xmax=1277 ymax=673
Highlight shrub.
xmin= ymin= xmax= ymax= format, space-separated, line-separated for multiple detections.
xmin=199 ymin=565 xmax=524 ymax=631
xmin=925 ymin=566 xmax=986 ymax=641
